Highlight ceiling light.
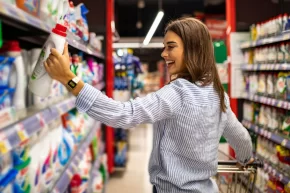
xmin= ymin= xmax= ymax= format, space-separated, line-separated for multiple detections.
xmin=143 ymin=11 xmax=164 ymax=46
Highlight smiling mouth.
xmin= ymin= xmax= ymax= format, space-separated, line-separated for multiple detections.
xmin=166 ymin=61 xmax=175 ymax=67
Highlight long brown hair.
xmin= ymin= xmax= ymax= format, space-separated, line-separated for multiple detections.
xmin=165 ymin=17 xmax=226 ymax=112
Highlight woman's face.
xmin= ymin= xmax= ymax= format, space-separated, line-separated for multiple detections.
xmin=161 ymin=30 xmax=186 ymax=76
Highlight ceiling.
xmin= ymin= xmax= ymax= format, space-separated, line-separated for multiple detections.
xmin=115 ymin=0 xmax=225 ymax=37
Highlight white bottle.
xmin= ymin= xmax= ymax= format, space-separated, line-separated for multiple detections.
xmin=1 ymin=41 xmax=27 ymax=118
xmin=28 ymin=24 xmax=67 ymax=97
xmin=29 ymin=48 xmax=47 ymax=109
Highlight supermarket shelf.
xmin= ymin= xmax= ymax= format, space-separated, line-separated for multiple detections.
xmin=0 ymin=1 xmax=104 ymax=59
xmin=51 ymin=121 xmax=101 ymax=193
xmin=241 ymin=64 xmax=290 ymax=71
xmin=240 ymin=32 xmax=290 ymax=49
xmin=0 ymin=97 xmax=76 ymax=156
xmin=242 ymin=120 xmax=290 ymax=149
xmin=256 ymin=153 xmax=290 ymax=186
xmin=243 ymin=93 xmax=290 ymax=110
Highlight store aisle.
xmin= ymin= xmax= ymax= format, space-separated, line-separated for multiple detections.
xmin=107 ymin=124 xmax=153 ymax=193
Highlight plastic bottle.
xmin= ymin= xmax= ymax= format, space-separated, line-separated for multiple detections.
xmin=0 ymin=41 xmax=27 ymax=118
xmin=28 ymin=24 xmax=67 ymax=97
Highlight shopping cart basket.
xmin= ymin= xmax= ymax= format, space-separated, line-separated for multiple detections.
xmin=215 ymin=151 xmax=263 ymax=193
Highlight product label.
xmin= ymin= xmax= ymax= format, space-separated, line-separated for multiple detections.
xmin=31 ymin=49 xmax=46 ymax=80
xmin=276 ymin=77 xmax=286 ymax=93
xmin=15 ymin=166 xmax=29 ymax=191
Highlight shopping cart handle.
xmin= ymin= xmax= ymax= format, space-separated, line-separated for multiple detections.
xmin=218 ymin=159 xmax=263 ymax=168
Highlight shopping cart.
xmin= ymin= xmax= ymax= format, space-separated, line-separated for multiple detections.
xmin=215 ymin=151 xmax=263 ymax=193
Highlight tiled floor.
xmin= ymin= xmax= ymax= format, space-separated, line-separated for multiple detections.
xmin=106 ymin=124 xmax=153 ymax=193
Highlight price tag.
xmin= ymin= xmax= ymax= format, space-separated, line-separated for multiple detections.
xmin=281 ymin=139 xmax=288 ymax=147
xmin=15 ymin=124 xmax=28 ymax=142
xmin=283 ymin=102 xmax=289 ymax=109
xmin=264 ymin=130 xmax=268 ymax=137
xmin=268 ymin=166 xmax=272 ymax=173
xmin=36 ymin=114 xmax=45 ymax=128
xmin=255 ymin=126 xmax=259 ymax=133
xmin=283 ymin=34 xmax=290 ymax=41
xmin=277 ymin=101 xmax=283 ymax=107
xmin=66 ymin=169 xmax=73 ymax=179
xmin=267 ymin=132 xmax=272 ymax=139
xmin=0 ymin=133 xmax=11 ymax=155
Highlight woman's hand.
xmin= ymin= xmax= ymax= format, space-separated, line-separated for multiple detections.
xmin=44 ymin=43 xmax=75 ymax=84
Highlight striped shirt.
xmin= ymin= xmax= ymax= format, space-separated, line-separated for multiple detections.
xmin=75 ymin=78 xmax=253 ymax=193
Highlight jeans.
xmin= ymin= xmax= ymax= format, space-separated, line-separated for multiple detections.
xmin=153 ymin=186 xmax=157 ymax=193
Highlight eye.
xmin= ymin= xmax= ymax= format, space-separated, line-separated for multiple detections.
xmin=168 ymin=46 xmax=174 ymax=50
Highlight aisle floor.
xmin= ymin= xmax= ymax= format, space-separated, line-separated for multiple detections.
xmin=106 ymin=124 xmax=153 ymax=193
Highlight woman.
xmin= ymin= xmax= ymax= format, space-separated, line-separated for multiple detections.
xmin=44 ymin=17 xmax=253 ymax=193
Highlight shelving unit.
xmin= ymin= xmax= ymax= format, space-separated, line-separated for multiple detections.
xmin=242 ymin=120 xmax=290 ymax=149
xmin=243 ymin=93 xmax=290 ymax=110
xmin=240 ymin=32 xmax=290 ymax=49
xmin=0 ymin=97 xmax=76 ymax=155
xmin=241 ymin=64 xmax=290 ymax=71
xmin=255 ymin=154 xmax=290 ymax=186
xmin=0 ymin=1 xmax=104 ymax=59
xmin=51 ymin=121 xmax=101 ymax=193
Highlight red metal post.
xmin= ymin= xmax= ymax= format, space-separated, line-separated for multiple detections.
xmin=106 ymin=0 xmax=114 ymax=174
xmin=226 ymin=0 xmax=237 ymax=158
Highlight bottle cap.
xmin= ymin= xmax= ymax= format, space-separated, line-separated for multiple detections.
xmin=52 ymin=24 xmax=67 ymax=37
xmin=0 ymin=40 xmax=21 ymax=53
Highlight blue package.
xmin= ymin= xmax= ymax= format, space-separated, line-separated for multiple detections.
xmin=0 ymin=56 xmax=15 ymax=89
xmin=0 ymin=88 xmax=15 ymax=110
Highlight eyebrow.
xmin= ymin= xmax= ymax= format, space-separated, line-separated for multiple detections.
xmin=164 ymin=41 xmax=177 ymax=45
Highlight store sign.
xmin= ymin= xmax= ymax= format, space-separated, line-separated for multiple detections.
xmin=205 ymin=19 xmax=227 ymax=39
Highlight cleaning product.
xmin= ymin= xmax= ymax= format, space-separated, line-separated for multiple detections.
xmin=28 ymin=48 xmax=46 ymax=108
xmin=11 ymin=140 xmax=31 ymax=193
xmin=29 ymin=0 xmax=69 ymax=97
xmin=15 ymin=0 xmax=40 ymax=17
xmin=0 ymin=56 xmax=14 ymax=89
xmin=68 ymin=1 xmax=77 ymax=33
xmin=0 ymin=153 xmax=15 ymax=192
xmin=75 ymin=3 xmax=89 ymax=42
xmin=0 ymin=41 xmax=27 ymax=118
xmin=28 ymin=136 xmax=42 ymax=193
xmin=0 ymin=88 xmax=15 ymax=110
xmin=58 ymin=129 xmax=74 ymax=168
xmin=91 ymin=171 xmax=103 ymax=193
xmin=28 ymin=23 xmax=67 ymax=97
xmin=39 ymin=0 xmax=60 ymax=23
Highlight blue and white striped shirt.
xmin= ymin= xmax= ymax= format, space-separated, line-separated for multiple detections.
xmin=75 ymin=78 xmax=253 ymax=193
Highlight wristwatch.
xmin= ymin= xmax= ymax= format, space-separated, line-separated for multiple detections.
xmin=67 ymin=76 xmax=80 ymax=90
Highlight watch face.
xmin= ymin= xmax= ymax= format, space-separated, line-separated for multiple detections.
xmin=68 ymin=80 xmax=77 ymax=88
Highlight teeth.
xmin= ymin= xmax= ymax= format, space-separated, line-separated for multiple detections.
xmin=166 ymin=61 xmax=174 ymax=64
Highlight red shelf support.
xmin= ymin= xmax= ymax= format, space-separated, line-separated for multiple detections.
xmin=106 ymin=0 xmax=115 ymax=174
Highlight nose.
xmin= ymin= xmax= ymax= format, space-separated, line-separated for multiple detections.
xmin=161 ymin=49 xmax=168 ymax=58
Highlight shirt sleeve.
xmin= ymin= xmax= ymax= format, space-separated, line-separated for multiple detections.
xmin=222 ymin=96 xmax=253 ymax=165
xmin=75 ymin=82 xmax=183 ymax=129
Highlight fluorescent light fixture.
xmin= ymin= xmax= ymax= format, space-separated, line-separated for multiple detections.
xmin=143 ymin=11 xmax=164 ymax=45
xmin=113 ymin=42 xmax=164 ymax=49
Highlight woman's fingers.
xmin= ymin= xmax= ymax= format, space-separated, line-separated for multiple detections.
xmin=48 ymin=54 xmax=58 ymax=64
xmin=50 ymin=48 xmax=61 ymax=58
xmin=63 ymin=43 xmax=69 ymax=57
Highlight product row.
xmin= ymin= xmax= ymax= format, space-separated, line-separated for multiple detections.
xmin=5 ymin=0 xmax=96 ymax=45
xmin=250 ymin=13 xmax=290 ymax=41
xmin=0 ymin=109 xmax=104 ymax=193
xmin=243 ymin=102 xmax=290 ymax=137
xmin=0 ymin=40 xmax=104 ymax=119
xmin=243 ymin=43 xmax=290 ymax=65
xmin=255 ymin=136 xmax=290 ymax=193
xmin=114 ymin=128 xmax=128 ymax=168
xmin=113 ymin=50 xmax=143 ymax=93
xmin=243 ymin=72 xmax=290 ymax=100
